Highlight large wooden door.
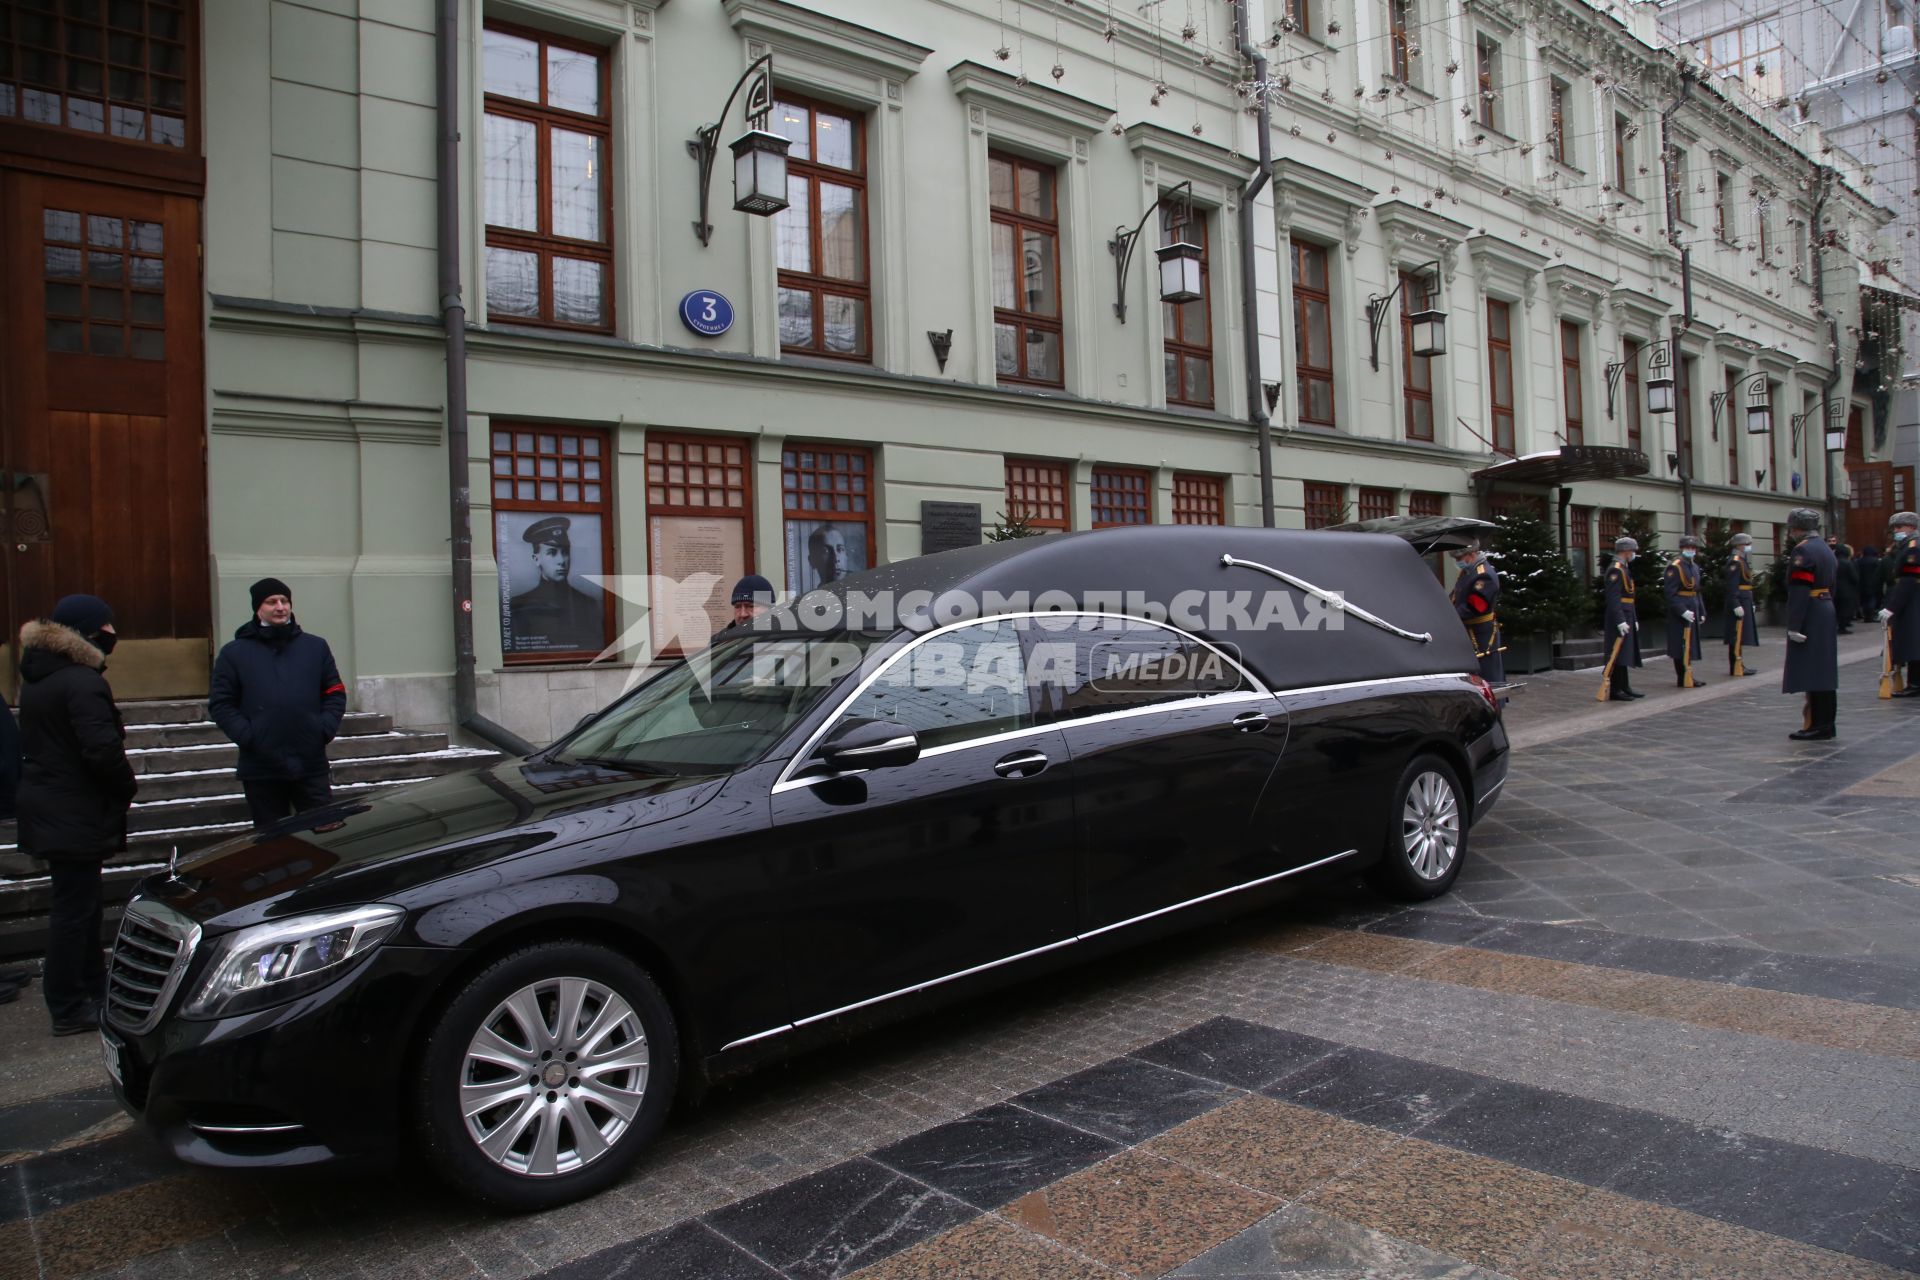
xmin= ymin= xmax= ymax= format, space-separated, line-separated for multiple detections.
xmin=1 ymin=172 xmax=207 ymax=699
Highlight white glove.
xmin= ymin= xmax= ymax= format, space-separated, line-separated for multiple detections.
xmin=1881 ymin=608 xmax=1895 ymax=623
xmin=1734 ymin=606 xmax=1745 ymax=618
xmin=1617 ymin=621 xmax=1630 ymax=636
xmin=1683 ymin=610 xmax=1696 ymax=624
xmin=1788 ymin=631 xmax=1808 ymax=643
xmin=1635 ymin=622 xmax=1642 ymax=633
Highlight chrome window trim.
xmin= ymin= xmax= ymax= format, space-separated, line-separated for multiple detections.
xmin=718 ymin=846 xmax=1362 ymax=1052
xmin=773 ymin=610 xmax=1272 ymax=791
xmin=187 ymin=1122 xmax=307 ymax=1136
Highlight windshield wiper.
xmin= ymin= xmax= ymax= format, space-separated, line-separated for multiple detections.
xmin=571 ymin=755 xmax=678 ymax=777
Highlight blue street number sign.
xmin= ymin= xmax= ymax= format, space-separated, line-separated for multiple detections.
xmin=679 ymin=290 xmax=735 ymax=337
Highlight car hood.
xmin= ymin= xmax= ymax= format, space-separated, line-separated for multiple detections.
xmin=144 ymin=758 xmax=726 ymax=927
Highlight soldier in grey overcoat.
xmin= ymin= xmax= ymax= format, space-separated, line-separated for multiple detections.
xmin=1663 ymin=533 xmax=1708 ymax=686
xmin=1783 ymin=508 xmax=1839 ymax=740
xmin=1602 ymin=537 xmax=1645 ymax=701
xmin=1724 ymin=531 xmax=1760 ymax=677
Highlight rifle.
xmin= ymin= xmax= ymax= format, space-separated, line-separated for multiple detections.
xmin=1596 ymin=634 xmax=1625 ymax=702
xmin=1732 ymin=613 xmax=1745 ymax=678
xmin=1883 ymin=622 xmax=1898 ymax=699
xmin=1681 ymin=621 xmax=1696 ymax=688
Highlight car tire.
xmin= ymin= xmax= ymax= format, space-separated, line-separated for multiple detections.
xmin=414 ymin=940 xmax=679 ymax=1211
xmin=1365 ymin=754 xmax=1469 ymax=901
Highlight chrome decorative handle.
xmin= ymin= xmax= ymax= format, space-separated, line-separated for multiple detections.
xmin=1220 ymin=553 xmax=1433 ymax=643
xmin=1231 ymin=710 xmax=1269 ymax=732
xmin=993 ymin=750 xmax=1049 ymax=778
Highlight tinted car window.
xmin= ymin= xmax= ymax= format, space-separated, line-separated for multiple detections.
xmin=834 ymin=618 xmax=1035 ymax=750
xmin=1031 ymin=616 xmax=1246 ymax=721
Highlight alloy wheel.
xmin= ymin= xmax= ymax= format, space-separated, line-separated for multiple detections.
xmin=1400 ymin=770 xmax=1461 ymax=881
xmin=459 ymin=976 xmax=650 ymax=1178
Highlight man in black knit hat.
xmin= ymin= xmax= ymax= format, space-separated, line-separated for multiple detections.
xmin=209 ymin=578 xmax=348 ymax=828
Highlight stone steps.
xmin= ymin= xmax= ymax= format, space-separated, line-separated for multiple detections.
xmin=1552 ymin=637 xmax=1609 ymax=671
xmin=124 ymin=711 xmax=395 ymax=752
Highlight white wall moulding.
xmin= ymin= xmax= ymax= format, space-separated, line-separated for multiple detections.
xmin=723 ymin=0 xmax=932 ymax=85
xmin=1271 ymin=159 xmax=1376 ymax=257
xmin=946 ymin=60 xmax=1114 ymax=139
xmin=1543 ymin=264 xmax=1610 ymax=322
xmin=1122 ymin=123 xmax=1255 ymax=205
xmin=1606 ymin=286 xmax=1671 ymax=335
xmin=1465 ymin=234 xmax=1549 ymax=306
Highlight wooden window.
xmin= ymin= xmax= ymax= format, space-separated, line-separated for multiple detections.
xmin=782 ymin=445 xmax=872 ymax=593
xmin=1409 ymin=491 xmax=1444 ymax=519
xmin=1549 ymin=80 xmax=1568 ymax=165
xmin=1678 ymin=356 xmax=1697 ymax=476
xmin=0 ymin=0 xmax=192 ymax=150
xmin=1400 ymin=270 xmax=1435 ymax=441
xmin=492 ymin=424 xmax=614 ymax=661
xmin=1622 ymin=337 xmax=1643 ymax=453
xmin=1845 ymin=405 xmax=1864 ymax=465
xmin=1475 ymin=35 xmax=1499 ymax=131
xmin=481 ymin=23 xmax=613 ymax=332
xmin=1715 ymin=173 xmax=1733 ymax=242
xmin=1756 ymin=199 xmax=1770 ymax=258
xmin=1172 ymin=473 xmax=1225 ymax=525
xmin=1725 ymin=368 xmax=1740 ymax=486
xmin=1487 ymin=298 xmax=1515 ymax=455
xmin=989 ymin=152 xmax=1064 ymax=387
xmin=1006 ymin=458 xmax=1069 ymax=530
xmin=1613 ymin=113 xmax=1631 ymax=195
xmin=1769 ymin=383 xmax=1780 ymax=491
xmin=1091 ymin=466 xmax=1152 ymax=528
xmin=1285 ymin=0 xmax=1313 ymax=32
xmin=772 ymin=96 xmax=870 ymax=361
xmin=1162 ymin=202 xmax=1213 ymax=408
xmin=1560 ymin=320 xmax=1584 ymax=447
xmin=645 ymin=433 xmax=753 ymax=650
xmin=1571 ymin=504 xmax=1594 ymax=580
xmin=1388 ymin=0 xmax=1413 ymax=81
xmin=1599 ymin=508 xmax=1622 ymax=550
xmin=1303 ymin=481 xmax=1345 ymax=529
xmin=1671 ymin=147 xmax=1691 ymax=222
xmin=40 ymin=208 xmax=166 ymax=361
xmin=1896 ymin=466 xmax=1914 ymax=513
xmin=1292 ymin=241 xmax=1335 ymax=427
xmin=1358 ymin=487 xmax=1395 ymax=521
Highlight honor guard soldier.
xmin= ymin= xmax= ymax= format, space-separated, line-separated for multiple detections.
xmin=1880 ymin=511 xmax=1920 ymax=696
xmin=1602 ymin=537 xmax=1645 ymax=700
xmin=1449 ymin=538 xmax=1504 ymax=685
xmin=1724 ymin=531 xmax=1761 ymax=677
xmin=1783 ymin=508 xmax=1840 ymax=739
xmin=1663 ymin=533 xmax=1708 ymax=687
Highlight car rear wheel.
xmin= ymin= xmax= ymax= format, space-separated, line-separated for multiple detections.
xmin=1365 ymin=754 xmax=1468 ymax=900
xmin=415 ymin=940 xmax=678 ymax=1210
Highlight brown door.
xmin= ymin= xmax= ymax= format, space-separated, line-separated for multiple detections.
xmin=1 ymin=172 xmax=207 ymax=699
xmin=1847 ymin=461 xmax=1892 ymax=555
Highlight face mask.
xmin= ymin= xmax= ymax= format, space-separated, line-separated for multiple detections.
xmin=92 ymin=631 xmax=118 ymax=656
xmin=1898 ymin=530 xmax=1915 ymax=543
xmin=1681 ymin=549 xmax=1696 ymax=560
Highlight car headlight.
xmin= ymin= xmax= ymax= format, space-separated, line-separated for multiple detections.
xmin=181 ymin=904 xmax=406 ymax=1020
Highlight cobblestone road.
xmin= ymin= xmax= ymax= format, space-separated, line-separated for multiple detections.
xmin=0 ymin=634 xmax=1913 ymax=1280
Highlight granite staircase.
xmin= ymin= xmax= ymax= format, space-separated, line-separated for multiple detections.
xmin=0 ymin=699 xmax=500 ymax=959
xmin=1552 ymin=636 xmax=1610 ymax=671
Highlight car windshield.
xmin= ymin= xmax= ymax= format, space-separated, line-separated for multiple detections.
xmin=551 ymin=629 xmax=892 ymax=774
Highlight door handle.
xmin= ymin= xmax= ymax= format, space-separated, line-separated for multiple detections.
xmin=993 ymin=749 xmax=1049 ymax=778
xmin=1231 ymin=711 xmax=1270 ymax=733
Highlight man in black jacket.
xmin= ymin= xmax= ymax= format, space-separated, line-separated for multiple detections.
xmin=209 ymin=578 xmax=347 ymax=828
xmin=17 ymin=594 xmax=137 ymax=1035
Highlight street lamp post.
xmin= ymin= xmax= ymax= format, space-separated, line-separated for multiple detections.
xmin=688 ymin=53 xmax=791 ymax=246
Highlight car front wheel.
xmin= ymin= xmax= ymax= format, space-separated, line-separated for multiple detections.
xmin=415 ymin=940 xmax=678 ymax=1210
xmin=1365 ymin=754 xmax=1468 ymax=900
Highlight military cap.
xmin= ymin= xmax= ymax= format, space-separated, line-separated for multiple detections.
xmin=1786 ymin=507 xmax=1822 ymax=533
xmin=523 ymin=515 xmax=572 ymax=549
xmin=1892 ymin=511 xmax=1920 ymax=529
xmin=1678 ymin=533 xmax=1703 ymax=550
xmin=1614 ymin=536 xmax=1639 ymax=552
xmin=1730 ymin=532 xmax=1754 ymax=547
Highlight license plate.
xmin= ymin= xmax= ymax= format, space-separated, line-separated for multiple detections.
xmin=100 ymin=1029 xmax=124 ymax=1087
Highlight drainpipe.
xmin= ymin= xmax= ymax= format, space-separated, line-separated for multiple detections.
xmin=1660 ymin=64 xmax=1696 ymax=529
xmin=1810 ymin=163 xmax=1842 ymax=533
xmin=438 ymin=0 xmax=536 ymax=757
xmin=1234 ymin=0 xmax=1276 ymax=526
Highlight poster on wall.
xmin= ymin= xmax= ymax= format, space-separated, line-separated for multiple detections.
xmin=648 ymin=515 xmax=746 ymax=652
xmin=785 ymin=519 xmax=868 ymax=595
xmin=496 ymin=510 xmax=609 ymax=656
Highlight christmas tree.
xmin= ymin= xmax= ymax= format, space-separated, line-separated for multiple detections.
xmin=1490 ymin=508 xmax=1587 ymax=636
xmin=1700 ymin=517 xmax=1735 ymax=619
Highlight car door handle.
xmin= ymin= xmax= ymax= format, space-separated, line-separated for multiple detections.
xmin=1231 ymin=711 xmax=1270 ymax=733
xmin=993 ymin=749 xmax=1049 ymax=778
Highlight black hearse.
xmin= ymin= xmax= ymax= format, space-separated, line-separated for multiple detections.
xmin=101 ymin=526 xmax=1507 ymax=1209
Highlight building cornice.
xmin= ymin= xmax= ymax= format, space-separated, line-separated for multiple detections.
xmin=1124 ymin=122 xmax=1254 ymax=193
xmin=947 ymin=60 xmax=1112 ymax=136
xmin=724 ymin=0 xmax=931 ymax=81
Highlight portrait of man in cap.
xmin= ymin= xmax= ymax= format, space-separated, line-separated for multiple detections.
xmin=501 ymin=513 xmax=606 ymax=654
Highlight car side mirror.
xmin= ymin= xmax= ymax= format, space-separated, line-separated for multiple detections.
xmin=818 ymin=718 xmax=920 ymax=772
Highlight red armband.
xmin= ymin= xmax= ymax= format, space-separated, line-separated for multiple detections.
xmin=1467 ymin=593 xmax=1489 ymax=613
xmin=1789 ymin=569 xmax=1816 ymax=585
xmin=323 ymin=682 xmax=346 ymax=695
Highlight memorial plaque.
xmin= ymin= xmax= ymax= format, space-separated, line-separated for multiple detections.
xmin=921 ymin=501 xmax=982 ymax=555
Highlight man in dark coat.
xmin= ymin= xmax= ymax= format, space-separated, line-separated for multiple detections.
xmin=16 ymin=595 xmax=137 ymax=1035
xmin=209 ymin=578 xmax=347 ymax=828
xmin=1829 ymin=538 xmax=1858 ymax=634
xmin=1880 ymin=512 xmax=1920 ymax=696
xmin=1783 ymin=508 xmax=1840 ymax=739
xmin=1448 ymin=538 xmax=1504 ymax=685
xmin=1602 ymin=537 xmax=1645 ymax=701
xmin=507 ymin=516 xmax=603 ymax=652
xmin=1856 ymin=545 xmax=1883 ymax=622
xmin=1723 ymin=531 xmax=1760 ymax=677
xmin=1663 ymin=533 xmax=1708 ymax=687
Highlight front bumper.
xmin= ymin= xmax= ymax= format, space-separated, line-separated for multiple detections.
xmin=107 ymin=945 xmax=457 ymax=1167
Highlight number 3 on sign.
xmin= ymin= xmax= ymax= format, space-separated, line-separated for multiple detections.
xmin=679 ymin=289 xmax=735 ymax=338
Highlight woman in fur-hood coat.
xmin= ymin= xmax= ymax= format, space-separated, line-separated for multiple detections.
xmin=16 ymin=615 xmax=137 ymax=860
